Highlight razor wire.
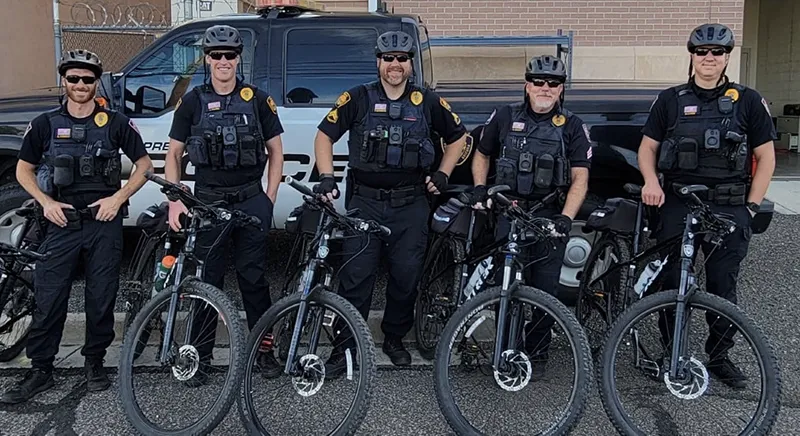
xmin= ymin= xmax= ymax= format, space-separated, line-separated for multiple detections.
xmin=63 ymin=1 xmax=169 ymax=27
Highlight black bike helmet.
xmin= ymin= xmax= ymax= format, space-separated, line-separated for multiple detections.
xmin=375 ymin=31 xmax=415 ymax=57
xmin=525 ymin=55 xmax=567 ymax=81
xmin=58 ymin=49 xmax=103 ymax=78
xmin=687 ymin=23 xmax=735 ymax=53
xmin=202 ymin=25 xmax=243 ymax=54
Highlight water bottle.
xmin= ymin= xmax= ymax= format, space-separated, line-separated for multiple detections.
xmin=151 ymin=255 xmax=176 ymax=298
xmin=463 ymin=257 xmax=494 ymax=300
xmin=633 ymin=258 xmax=666 ymax=298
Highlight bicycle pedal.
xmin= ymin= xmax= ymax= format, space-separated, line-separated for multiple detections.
xmin=323 ymin=310 xmax=336 ymax=327
xmin=638 ymin=358 xmax=661 ymax=377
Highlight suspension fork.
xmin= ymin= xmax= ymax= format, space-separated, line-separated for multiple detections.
xmin=492 ymin=231 xmax=520 ymax=370
xmin=669 ymin=211 xmax=698 ymax=378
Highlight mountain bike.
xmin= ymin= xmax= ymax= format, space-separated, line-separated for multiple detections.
xmin=118 ymin=171 xmax=255 ymax=436
xmin=596 ymin=183 xmax=781 ymax=435
xmin=237 ymin=176 xmax=385 ymax=436
xmin=433 ymin=184 xmax=592 ymax=436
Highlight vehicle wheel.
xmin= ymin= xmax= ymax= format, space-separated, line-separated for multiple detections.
xmin=0 ymin=184 xmax=31 ymax=221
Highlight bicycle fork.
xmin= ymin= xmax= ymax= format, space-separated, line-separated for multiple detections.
xmin=491 ymin=240 xmax=524 ymax=371
xmin=667 ymin=214 xmax=699 ymax=379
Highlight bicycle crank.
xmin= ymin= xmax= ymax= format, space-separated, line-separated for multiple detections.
xmin=171 ymin=345 xmax=200 ymax=382
xmin=663 ymin=356 xmax=709 ymax=400
xmin=292 ymin=354 xmax=326 ymax=397
xmin=493 ymin=350 xmax=532 ymax=392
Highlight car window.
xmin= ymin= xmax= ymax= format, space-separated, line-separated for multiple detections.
xmin=124 ymin=30 xmax=254 ymax=116
xmin=284 ymin=28 xmax=378 ymax=106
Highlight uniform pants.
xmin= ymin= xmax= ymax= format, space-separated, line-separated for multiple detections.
xmin=191 ymin=192 xmax=274 ymax=359
xmin=336 ymin=193 xmax=430 ymax=342
xmin=655 ymin=191 xmax=752 ymax=359
xmin=27 ymin=214 xmax=123 ymax=371
xmin=495 ymin=206 xmax=567 ymax=358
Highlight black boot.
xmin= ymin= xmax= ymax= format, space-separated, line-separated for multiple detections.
xmin=382 ymin=336 xmax=411 ymax=366
xmin=85 ymin=359 xmax=111 ymax=392
xmin=325 ymin=346 xmax=359 ymax=378
xmin=257 ymin=351 xmax=282 ymax=379
xmin=0 ymin=368 xmax=55 ymax=404
xmin=707 ymin=356 xmax=748 ymax=389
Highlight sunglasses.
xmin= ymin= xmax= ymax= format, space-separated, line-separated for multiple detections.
xmin=693 ymin=47 xmax=726 ymax=57
xmin=380 ymin=54 xmax=410 ymax=63
xmin=208 ymin=52 xmax=238 ymax=61
xmin=65 ymin=75 xmax=97 ymax=85
xmin=528 ymin=78 xmax=563 ymax=88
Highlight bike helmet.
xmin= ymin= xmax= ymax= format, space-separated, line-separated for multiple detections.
xmin=375 ymin=31 xmax=415 ymax=57
xmin=525 ymin=55 xmax=567 ymax=81
xmin=202 ymin=25 xmax=243 ymax=54
xmin=58 ymin=49 xmax=103 ymax=78
xmin=687 ymin=23 xmax=735 ymax=53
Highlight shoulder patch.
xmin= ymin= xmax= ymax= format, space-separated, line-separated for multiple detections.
xmin=240 ymin=87 xmax=254 ymax=102
xmin=439 ymin=96 xmax=450 ymax=111
xmin=761 ymin=97 xmax=772 ymax=116
xmin=411 ymin=91 xmax=423 ymax=106
xmin=452 ymin=112 xmax=461 ymax=125
xmin=94 ymin=112 xmax=108 ymax=128
xmin=267 ymin=96 xmax=278 ymax=114
xmin=552 ymin=114 xmax=566 ymax=127
xmin=326 ymin=108 xmax=339 ymax=123
xmin=335 ymin=91 xmax=351 ymax=108
xmin=725 ymin=88 xmax=739 ymax=102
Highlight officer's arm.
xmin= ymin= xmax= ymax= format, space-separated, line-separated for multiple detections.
xmin=114 ymin=119 xmax=153 ymax=203
xmin=473 ymin=108 xmax=502 ymax=186
xmin=315 ymin=88 xmax=358 ymax=176
xmin=638 ymin=135 xmax=661 ymax=186
xmin=165 ymin=139 xmax=185 ymax=184
xmin=748 ymin=141 xmax=776 ymax=206
xmin=15 ymin=160 xmax=53 ymax=207
xmin=265 ymin=135 xmax=283 ymax=203
xmin=472 ymin=151 xmax=490 ymax=186
xmin=562 ymin=167 xmax=588 ymax=219
xmin=165 ymin=94 xmax=194 ymax=184
xmin=429 ymin=94 xmax=467 ymax=179
xmin=314 ymin=131 xmax=336 ymax=175
xmin=561 ymin=120 xmax=591 ymax=219
xmin=745 ymin=90 xmax=778 ymax=207
xmin=638 ymin=91 xmax=669 ymax=187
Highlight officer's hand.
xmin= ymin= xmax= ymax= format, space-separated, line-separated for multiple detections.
xmin=642 ymin=181 xmax=665 ymax=207
xmin=89 ymin=196 xmax=122 ymax=222
xmin=426 ymin=171 xmax=449 ymax=195
xmin=552 ymin=214 xmax=572 ymax=237
xmin=312 ymin=175 xmax=339 ymax=203
xmin=43 ymin=199 xmax=73 ymax=228
xmin=466 ymin=185 xmax=488 ymax=210
xmin=168 ymin=200 xmax=189 ymax=232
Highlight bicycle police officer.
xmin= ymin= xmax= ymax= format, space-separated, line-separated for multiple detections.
xmin=466 ymin=55 xmax=592 ymax=380
xmin=1 ymin=50 xmax=153 ymax=404
xmin=165 ymin=24 xmax=285 ymax=383
xmin=313 ymin=30 xmax=467 ymax=371
xmin=638 ymin=23 xmax=776 ymax=388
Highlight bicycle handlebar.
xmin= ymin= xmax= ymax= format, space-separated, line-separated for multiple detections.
xmin=676 ymin=184 xmax=738 ymax=236
xmin=144 ymin=171 xmax=261 ymax=228
xmin=485 ymin=184 xmax=556 ymax=239
xmin=0 ymin=241 xmax=49 ymax=261
xmin=284 ymin=176 xmax=391 ymax=237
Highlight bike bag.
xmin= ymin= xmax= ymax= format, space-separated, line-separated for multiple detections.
xmin=136 ymin=202 xmax=170 ymax=234
xmin=285 ymin=203 xmax=322 ymax=235
xmin=583 ymin=198 xmax=639 ymax=235
xmin=431 ymin=198 xmax=486 ymax=239
xmin=751 ymin=198 xmax=774 ymax=235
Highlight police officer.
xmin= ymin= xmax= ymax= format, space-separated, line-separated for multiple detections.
xmin=313 ymin=30 xmax=467 ymax=371
xmin=638 ymin=23 xmax=776 ymax=389
xmin=0 ymin=50 xmax=153 ymax=404
xmin=466 ymin=55 xmax=592 ymax=380
xmin=165 ymin=25 xmax=285 ymax=383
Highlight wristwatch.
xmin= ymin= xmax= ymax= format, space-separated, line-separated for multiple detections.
xmin=746 ymin=202 xmax=760 ymax=214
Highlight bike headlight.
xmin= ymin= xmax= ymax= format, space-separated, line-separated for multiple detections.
xmin=317 ymin=245 xmax=329 ymax=259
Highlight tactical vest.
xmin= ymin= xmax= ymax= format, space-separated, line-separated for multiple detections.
xmin=185 ymin=84 xmax=266 ymax=180
xmin=347 ymin=82 xmax=435 ymax=174
xmin=657 ymin=83 xmax=750 ymax=185
xmin=495 ymin=103 xmax=571 ymax=198
xmin=36 ymin=108 xmax=121 ymax=197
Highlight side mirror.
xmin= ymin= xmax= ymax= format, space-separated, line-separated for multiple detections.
xmin=137 ymin=85 xmax=167 ymax=113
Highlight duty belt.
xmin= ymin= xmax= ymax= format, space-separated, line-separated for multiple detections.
xmin=352 ymin=183 xmax=427 ymax=207
xmin=671 ymin=182 xmax=748 ymax=206
xmin=195 ymin=181 xmax=263 ymax=204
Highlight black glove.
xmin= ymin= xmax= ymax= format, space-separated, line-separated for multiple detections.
xmin=552 ymin=214 xmax=572 ymax=235
xmin=313 ymin=174 xmax=339 ymax=198
xmin=464 ymin=185 xmax=488 ymax=206
xmin=428 ymin=170 xmax=449 ymax=193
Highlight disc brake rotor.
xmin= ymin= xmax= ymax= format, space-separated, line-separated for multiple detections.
xmin=171 ymin=344 xmax=200 ymax=381
xmin=293 ymin=354 xmax=326 ymax=397
xmin=493 ymin=350 xmax=532 ymax=392
xmin=663 ymin=356 xmax=709 ymax=400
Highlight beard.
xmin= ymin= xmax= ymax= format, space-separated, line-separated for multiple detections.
xmin=66 ymin=86 xmax=96 ymax=104
xmin=381 ymin=66 xmax=409 ymax=86
xmin=532 ymin=95 xmax=556 ymax=112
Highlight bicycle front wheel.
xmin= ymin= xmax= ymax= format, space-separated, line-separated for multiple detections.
xmin=238 ymin=286 xmax=376 ymax=436
xmin=598 ymin=289 xmax=781 ymax=435
xmin=118 ymin=277 xmax=247 ymax=436
xmin=434 ymin=285 xmax=592 ymax=436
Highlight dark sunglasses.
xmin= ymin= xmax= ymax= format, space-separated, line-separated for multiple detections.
xmin=693 ymin=47 xmax=726 ymax=57
xmin=380 ymin=54 xmax=410 ymax=63
xmin=528 ymin=78 xmax=563 ymax=88
xmin=208 ymin=52 xmax=238 ymax=61
xmin=65 ymin=75 xmax=97 ymax=85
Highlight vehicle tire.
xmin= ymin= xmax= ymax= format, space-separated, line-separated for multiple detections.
xmin=414 ymin=236 xmax=465 ymax=360
xmin=0 ymin=184 xmax=31 ymax=220
xmin=598 ymin=290 xmax=782 ymax=436
xmin=434 ymin=285 xmax=592 ymax=436
xmin=238 ymin=287 xmax=376 ymax=436
xmin=119 ymin=277 xmax=246 ymax=436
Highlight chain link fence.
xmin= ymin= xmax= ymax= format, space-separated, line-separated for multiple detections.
xmin=61 ymin=27 xmax=168 ymax=72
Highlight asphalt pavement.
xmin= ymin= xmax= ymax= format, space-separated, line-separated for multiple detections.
xmin=0 ymin=214 xmax=798 ymax=435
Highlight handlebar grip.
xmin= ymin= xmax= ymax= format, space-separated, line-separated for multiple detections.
xmin=144 ymin=171 xmax=169 ymax=188
xmin=285 ymin=176 xmax=316 ymax=198
xmin=493 ymin=192 xmax=513 ymax=207
xmin=379 ymin=224 xmax=391 ymax=237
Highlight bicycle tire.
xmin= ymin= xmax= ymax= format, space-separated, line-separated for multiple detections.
xmin=434 ymin=285 xmax=593 ymax=436
xmin=598 ymin=289 xmax=782 ymax=436
xmin=238 ymin=287 xmax=376 ymax=436
xmin=123 ymin=241 xmax=166 ymax=361
xmin=0 ymin=279 xmax=35 ymax=362
xmin=414 ymin=236 xmax=465 ymax=360
xmin=118 ymin=277 xmax=247 ymax=436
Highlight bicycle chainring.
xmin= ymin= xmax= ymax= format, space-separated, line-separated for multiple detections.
xmin=663 ymin=356 xmax=709 ymax=399
xmin=171 ymin=345 xmax=200 ymax=381
xmin=493 ymin=350 xmax=532 ymax=392
xmin=292 ymin=354 xmax=326 ymax=397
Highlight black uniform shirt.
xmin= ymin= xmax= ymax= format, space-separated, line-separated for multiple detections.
xmin=19 ymin=102 xmax=147 ymax=209
xmin=317 ymin=81 xmax=467 ymax=189
xmin=169 ymin=81 xmax=284 ymax=187
xmin=478 ymin=102 xmax=593 ymax=169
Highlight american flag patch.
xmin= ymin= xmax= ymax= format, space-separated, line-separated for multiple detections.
xmin=56 ymin=128 xmax=71 ymax=138
xmin=208 ymin=101 xmax=221 ymax=111
xmin=684 ymin=105 xmax=698 ymax=115
xmin=511 ymin=121 xmax=525 ymax=131
xmin=374 ymin=103 xmax=387 ymax=113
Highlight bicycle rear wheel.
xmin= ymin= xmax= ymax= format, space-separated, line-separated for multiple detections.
xmin=118 ymin=277 xmax=246 ymax=436
xmin=0 ymin=274 xmax=35 ymax=362
xmin=238 ymin=286 xmax=376 ymax=436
